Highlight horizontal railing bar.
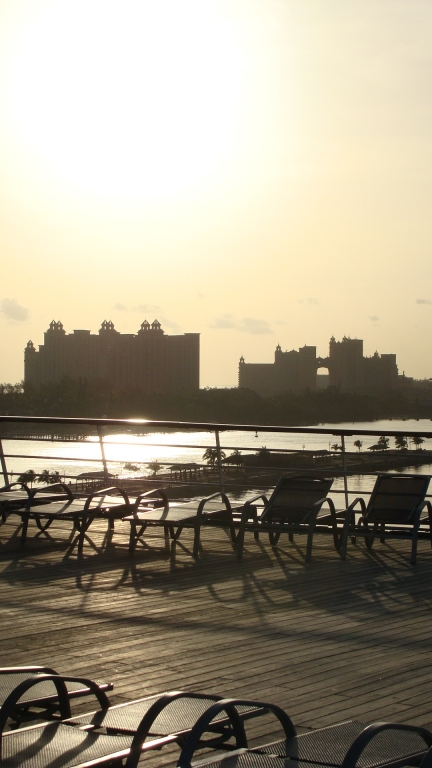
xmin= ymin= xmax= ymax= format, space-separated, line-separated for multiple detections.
xmin=1 ymin=415 xmax=432 ymax=438
xmin=4 ymin=434 xmax=429 ymax=456
xmin=5 ymin=452 xmax=432 ymax=474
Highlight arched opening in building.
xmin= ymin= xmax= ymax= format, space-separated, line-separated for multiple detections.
xmin=316 ymin=366 xmax=330 ymax=390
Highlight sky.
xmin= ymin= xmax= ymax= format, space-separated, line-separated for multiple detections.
xmin=0 ymin=0 xmax=431 ymax=386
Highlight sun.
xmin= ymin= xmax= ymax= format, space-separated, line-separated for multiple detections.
xmin=9 ymin=0 xmax=241 ymax=198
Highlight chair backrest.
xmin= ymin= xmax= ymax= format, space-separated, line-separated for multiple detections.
xmin=261 ymin=475 xmax=333 ymax=524
xmin=365 ymin=473 xmax=430 ymax=524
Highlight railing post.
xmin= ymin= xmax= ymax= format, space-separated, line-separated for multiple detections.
xmin=215 ymin=429 xmax=225 ymax=494
xmin=97 ymin=425 xmax=109 ymax=486
xmin=0 ymin=438 xmax=9 ymax=485
xmin=341 ymin=434 xmax=349 ymax=509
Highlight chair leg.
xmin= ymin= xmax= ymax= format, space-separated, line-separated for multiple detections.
xmin=306 ymin=526 xmax=314 ymax=563
xmin=236 ymin=527 xmax=245 ymax=560
xmin=21 ymin=515 xmax=29 ymax=543
xmin=339 ymin=508 xmax=356 ymax=560
xmin=411 ymin=529 xmax=419 ymax=565
xmin=193 ymin=524 xmax=201 ymax=557
xmin=269 ymin=531 xmax=280 ymax=545
xmin=364 ymin=522 xmax=375 ymax=549
xmin=128 ymin=523 xmax=137 ymax=553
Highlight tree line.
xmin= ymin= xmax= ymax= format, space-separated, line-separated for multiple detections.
xmin=0 ymin=378 xmax=431 ymax=426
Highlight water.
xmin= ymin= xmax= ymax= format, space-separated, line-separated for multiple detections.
xmin=2 ymin=418 xmax=432 ymax=505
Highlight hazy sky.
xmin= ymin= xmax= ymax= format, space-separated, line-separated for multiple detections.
xmin=1 ymin=0 xmax=431 ymax=386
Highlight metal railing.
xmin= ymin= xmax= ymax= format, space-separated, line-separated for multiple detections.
xmin=1 ymin=415 xmax=432 ymax=507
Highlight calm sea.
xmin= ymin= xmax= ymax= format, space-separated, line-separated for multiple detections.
xmin=3 ymin=418 xmax=432 ymax=504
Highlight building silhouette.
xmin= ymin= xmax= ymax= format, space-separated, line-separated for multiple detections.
xmin=25 ymin=319 xmax=200 ymax=393
xmin=239 ymin=336 xmax=398 ymax=395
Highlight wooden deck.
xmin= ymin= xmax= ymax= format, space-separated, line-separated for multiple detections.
xmin=1 ymin=515 xmax=432 ymax=765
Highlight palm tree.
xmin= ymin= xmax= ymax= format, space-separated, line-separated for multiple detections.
xmin=395 ymin=435 xmax=408 ymax=450
xmin=228 ymin=449 xmax=243 ymax=466
xmin=202 ymin=447 xmax=226 ymax=467
xmin=411 ymin=436 xmax=425 ymax=450
xmin=353 ymin=440 xmax=363 ymax=452
xmin=148 ymin=461 xmax=162 ymax=477
xmin=377 ymin=436 xmax=389 ymax=450
xmin=331 ymin=443 xmax=342 ymax=452
xmin=256 ymin=446 xmax=271 ymax=463
xmin=18 ymin=469 xmax=36 ymax=487
xmin=202 ymin=447 xmax=217 ymax=467
xmin=37 ymin=469 xmax=51 ymax=484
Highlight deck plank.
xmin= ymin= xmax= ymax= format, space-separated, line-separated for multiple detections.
xmin=1 ymin=516 xmax=432 ymax=765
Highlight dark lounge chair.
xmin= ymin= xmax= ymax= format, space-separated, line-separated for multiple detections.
xmin=124 ymin=490 xmax=239 ymax=557
xmin=338 ymin=473 xmax=432 ymax=563
xmin=176 ymin=698 xmax=432 ymax=768
xmin=235 ymin=475 xmax=338 ymax=562
xmin=0 ymin=675 xmax=267 ymax=767
xmin=0 ymin=482 xmax=72 ymax=523
xmin=0 ymin=666 xmax=112 ymax=724
xmin=18 ymin=486 xmax=132 ymax=546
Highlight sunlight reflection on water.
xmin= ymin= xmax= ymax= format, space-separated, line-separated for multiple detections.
xmin=3 ymin=418 xmax=432 ymax=506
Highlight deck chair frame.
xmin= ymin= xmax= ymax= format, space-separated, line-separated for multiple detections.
xmin=236 ymin=475 xmax=338 ymax=562
xmin=0 ymin=676 xmax=268 ymax=768
xmin=0 ymin=666 xmax=113 ymax=724
xmin=20 ymin=486 xmax=130 ymax=547
xmin=125 ymin=491 xmax=238 ymax=557
xmin=338 ymin=473 xmax=432 ymax=563
xmin=176 ymin=701 xmax=432 ymax=768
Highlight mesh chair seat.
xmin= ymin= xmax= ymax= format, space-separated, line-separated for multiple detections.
xmin=24 ymin=496 xmax=129 ymax=520
xmin=179 ymin=753 xmax=318 ymax=768
xmin=1 ymin=722 xmax=131 ymax=768
xmin=257 ymin=721 xmax=429 ymax=767
xmin=73 ymin=694 xmax=258 ymax=736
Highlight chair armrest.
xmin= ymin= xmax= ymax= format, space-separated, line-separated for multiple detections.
xmin=174 ymin=698 xmax=296 ymax=768
xmin=338 ymin=496 xmax=367 ymax=522
xmin=244 ymin=493 xmax=269 ymax=507
xmin=84 ymin=486 xmax=129 ymax=510
xmin=1 ymin=482 xmax=30 ymax=494
xmin=0 ymin=674 xmax=111 ymax=737
xmin=30 ymin=482 xmax=74 ymax=501
xmin=314 ymin=496 xmax=337 ymax=522
xmin=412 ymin=499 xmax=432 ymax=524
xmin=197 ymin=492 xmax=232 ymax=516
xmin=341 ymin=721 xmax=432 ymax=768
xmin=124 ymin=691 xmax=221 ymax=768
xmin=136 ymin=488 xmax=168 ymax=505
xmin=238 ymin=494 xmax=268 ymax=524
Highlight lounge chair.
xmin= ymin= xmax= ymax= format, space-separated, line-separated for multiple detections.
xmin=0 ymin=675 xmax=267 ymax=767
xmin=338 ymin=473 xmax=432 ymax=563
xmin=235 ymin=475 xmax=338 ymax=562
xmin=0 ymin=482 xmax=72 ymax=522
xmin=124 ymin=491 xmax=239 ymax=557
xmin=18 ymin=486 xmax=132 ymax=546
xmin=0 ymin=666 xmax=112 ymax=724
xmin=176 ymin=698 xmax=432 ymax=768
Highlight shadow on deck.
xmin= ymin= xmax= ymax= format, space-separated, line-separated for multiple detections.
xmin=1 ymin=516 xmax=432 ymax=765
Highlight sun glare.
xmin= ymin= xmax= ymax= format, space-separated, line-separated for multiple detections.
xmin=9 ymin=0 xmax=241 ymax=198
